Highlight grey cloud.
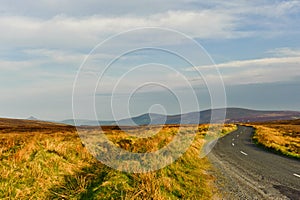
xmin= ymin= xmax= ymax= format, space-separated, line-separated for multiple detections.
xmin=0 ymin=0 xmax=200 ymax=18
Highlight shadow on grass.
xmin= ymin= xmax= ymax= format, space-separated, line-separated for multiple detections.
xmin=48 ymin=161 xmax=133 ymax=200
xmin=252 ymin=137 xmax=300 ymax=160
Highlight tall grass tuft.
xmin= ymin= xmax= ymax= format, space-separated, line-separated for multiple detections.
xmin=0 ymin=120 xmax=236 ymax=199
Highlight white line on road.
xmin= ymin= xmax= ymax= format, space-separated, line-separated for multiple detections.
xmin=293 ymin=173 xmax=300 ymax=178
xmin=232 ymin=143 xmax=235 ymax=146
xmin=240 ymin=151 xmax=248 ymax=156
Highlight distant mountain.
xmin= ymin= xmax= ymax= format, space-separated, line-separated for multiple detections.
xmin=60 ymin=108 xmax=300 ymax=126
xmin=220 ymin=108 xmax=300 ymax=123
xmin=27 ymin=116 xmax=39 ymax=121
xmin=118 ymin=113 xmax=167 ymax=125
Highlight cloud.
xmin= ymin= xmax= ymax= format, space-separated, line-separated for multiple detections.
xmin=193 ymin=56 xmax=300 ymax=69
xmin=187 ymin=55 xmax=300 ymax=85
xmin=0 ymin=1 xmax=298 ymax=53
xmin=210 ymin=1 xmax=300 ymax=37
xmin=0 ymin=1 xmax=298 ymax=49
xmin=0 ymin=48 xmax=87 ymax=74
xmin=0 ymin=60 xmax=41 ymax=71
xmin=22 ymin=48 xmax=86 ymax=65
xmin=0 ymin=10 xmax=244 ymax=51
xmin=267 ymin=47 xmax=300 ymax=57
xmin=0 ymin=0 xmax=195 ymax=17
xmin=1 ymin=1 xmax=300 ymax=120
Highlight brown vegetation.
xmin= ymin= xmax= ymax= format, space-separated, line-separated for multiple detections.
xmin=0 ymin=118 xmax=236 ymax=199
xmin=251 ymin=120 xmax=300 ymax=158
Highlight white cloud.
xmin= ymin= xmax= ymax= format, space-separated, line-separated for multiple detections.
xmin=0 ymin=48 xmax=87 ymax=73
xmin=0 ymin=1 xmax=298 ymax=53
xmin=0 ymin=10 xmax=242 ymax=50
xmin=0 ymin=1 xmax=298 ymax=49
xmin=0 ymin=60 xmax=41 ymax=71
xmin=0 ymin=0 xmax=190 ymax=17
xmin=188 ymin=56 xmax=300 ymax=85
xmin=1 ymin=1 xmax=300 ymax=119
xmin=23 ymin=48 xmax=86 ymax=65
xmin=267 ymin=48 xmax=300 ymax=57
xmin=192 ymin=56 xmax=300 ymax=69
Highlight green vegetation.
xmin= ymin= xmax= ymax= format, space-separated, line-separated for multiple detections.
xmin=0 ymin=120 xmax=236 ymax=199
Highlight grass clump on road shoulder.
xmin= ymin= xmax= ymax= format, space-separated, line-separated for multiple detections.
xmin=220 ymin=124 xmax=237 ymax=136
xmin=252 ymin=124 xmax=300 ymax=159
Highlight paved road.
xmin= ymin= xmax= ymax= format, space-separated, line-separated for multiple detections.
xmin=208 ymin=125 xmax=300 ymax=200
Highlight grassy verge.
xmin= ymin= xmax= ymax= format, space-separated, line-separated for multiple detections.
xmin=252 ymin=124 xmax=300 ymax=159
xmin=220 ymin=124 xmax=237 ymax=136
xmin=0 ymin=121 xmax=236 ymax=199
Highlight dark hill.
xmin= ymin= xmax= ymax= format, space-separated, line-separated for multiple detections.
xmin=59 ymin=108 xmax=300 ymax=126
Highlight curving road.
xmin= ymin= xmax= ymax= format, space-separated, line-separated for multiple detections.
xmin=208 ymin=125 xmax=300 ymax=200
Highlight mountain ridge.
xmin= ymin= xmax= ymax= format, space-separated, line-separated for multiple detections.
xmin=60 ymin=108 xmax=300 ymax=126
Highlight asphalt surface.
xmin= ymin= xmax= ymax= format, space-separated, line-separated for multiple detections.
xmin=208 ymin=125 xmax=300 ymax=200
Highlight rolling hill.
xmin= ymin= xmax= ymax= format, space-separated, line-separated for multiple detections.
xmin=60 ymin=108 xmax=300 ymax=126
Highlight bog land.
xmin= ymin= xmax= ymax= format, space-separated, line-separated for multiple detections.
xmin=0 ymin=118 xmax=235 ymax=199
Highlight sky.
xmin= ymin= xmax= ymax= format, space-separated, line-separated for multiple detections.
xmin=0 ymin=0 xmax=300 ymax=121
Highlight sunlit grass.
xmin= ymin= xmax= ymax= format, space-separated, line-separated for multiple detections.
xmin=0 ymin=120 xmax=236 ymax=199
xmin=252 ymin=124 xmax=300 ymax=159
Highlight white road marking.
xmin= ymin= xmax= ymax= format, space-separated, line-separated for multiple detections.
xmin=293 ymin=173 xmax=300 ymax=178
xmin=240 ymin=151 xmax=248 ymax=156
xmin=232 ymin=143 xmax=235 ymax=146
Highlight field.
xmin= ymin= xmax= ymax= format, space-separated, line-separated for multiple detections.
xmin=0 ymin=118 xmax=236 ymax=199
xmin=251 ymin=119 xmax=300 ymax=158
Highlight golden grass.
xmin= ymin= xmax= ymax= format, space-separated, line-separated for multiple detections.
xmin=0 ymin=119 xmax=236 ymax=199
xmin=252 ymin=123 xmax=300 ymax=158
xmin=0 ymin=132 xmax=91 ymax=199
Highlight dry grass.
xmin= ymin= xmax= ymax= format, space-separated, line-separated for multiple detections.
xmin=252 ymin=121 xmax=300 ymax=158
xmin=0 ymin=119 xmax=236 ymax=199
